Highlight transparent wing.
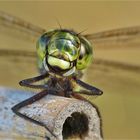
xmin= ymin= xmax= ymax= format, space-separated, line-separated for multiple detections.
xmin=0 ymin=10 xmax=46 ymax=40
xmin=83 ymin=26 xmax=140 ymax=73
xmin=0 ymin=11 xmax=43 ymax=87
xmin=84 ymin=26 xmax=140 ymax=43
xmin=0 ymin=10 xmax=46 ymax=53
xmin=82 ymin=26 xmax=140 ymax=102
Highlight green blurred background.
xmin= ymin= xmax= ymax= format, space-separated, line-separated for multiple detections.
xmin=0 ymin=1 xmax=140 ymax=139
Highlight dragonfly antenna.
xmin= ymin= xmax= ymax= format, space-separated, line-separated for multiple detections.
xmin=55 ymin=18 xmax=62 ymax=29
xmin=77 ymin=28 xmax=88 ymax=35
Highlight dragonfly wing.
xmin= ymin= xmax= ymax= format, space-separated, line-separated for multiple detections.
xmin=84 ymin=26 xmax=140 ymax=43
xmin=0 ymin=10 xmax=46 ymax=52
xmin=0 ymin=11 xmax=41 ymax=87
xmin=82 ymin=26 xmax=140 ymax=101
xmin=83 ymin=26 xmax=140 ymax=72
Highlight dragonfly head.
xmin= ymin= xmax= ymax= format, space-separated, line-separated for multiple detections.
xmin=37 ymin=29 xmax=93 ymax=76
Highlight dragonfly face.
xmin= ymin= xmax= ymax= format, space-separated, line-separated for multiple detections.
xmin=37 ymin=29 xmax=93 ymax=76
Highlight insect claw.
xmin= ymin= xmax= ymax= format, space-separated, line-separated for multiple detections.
xmin=91 ymin=89 xmax=103 ymax=95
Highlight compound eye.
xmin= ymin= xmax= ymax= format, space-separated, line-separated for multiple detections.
xmin=76 ymin=37 xmax=93 ymax=70
xmin=48 ymin=39 xmax=79 ymax=61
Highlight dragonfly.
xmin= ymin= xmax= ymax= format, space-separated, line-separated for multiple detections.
xmin=1 ymin=11 xmax=140 ymax=138
xmin=0 ymin=11 xmax=103 ymax=137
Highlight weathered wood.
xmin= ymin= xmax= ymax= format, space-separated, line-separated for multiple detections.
xmin=0 ymin=87 xmax=102 ymax=140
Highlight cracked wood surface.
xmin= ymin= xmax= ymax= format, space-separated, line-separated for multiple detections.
xmin=0 ymin=87 xmax=102 ymax=140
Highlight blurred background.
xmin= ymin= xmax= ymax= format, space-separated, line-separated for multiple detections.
xmin=0 ymin=1 xmax=140 ymax=139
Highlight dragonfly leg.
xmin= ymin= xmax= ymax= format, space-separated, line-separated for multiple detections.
xmin=72 ymin=92 xmax=91 ymax=101
xmin=72 ymin=77 xmax=103 ymax=96
xmin=12 ymin=90 xmax=56 ymax=138
xmin=71 ymin=92 xmax=100 ymax=112
xmin=74 ymin=89 xmax=100 ymax=96
xmin=19 ymin=72 xmax=50 ymax=89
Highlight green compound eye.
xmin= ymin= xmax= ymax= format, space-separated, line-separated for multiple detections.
xmin=48 ymin=39 xmax=79 ymax=62
xmin=48 ymin=31 xmax=80 ymax=63
xmin=36 ymin=29 xmax=93 ymax=75
xmin=76 ymin=37 xmax=93 ymax=70
xmin=36 ymin=30 xmax=56 ymax=71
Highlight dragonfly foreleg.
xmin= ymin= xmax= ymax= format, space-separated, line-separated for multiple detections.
xmin=74 ymin=90 xmax=99 ymax=96
xmin=12 ymin=90 xmax=56 ymax=138
xmin=72 ymin=77 xmax=103 ymax=96
xmin=19 ymin=72 xmax=49 ymax=89
xmin=71 ymin=92 xmax=97 ymax=105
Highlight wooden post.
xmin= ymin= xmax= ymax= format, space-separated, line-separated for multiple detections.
xmin=0 ymin=87 xmax=103 ymax=140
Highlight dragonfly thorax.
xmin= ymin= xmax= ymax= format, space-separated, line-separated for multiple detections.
xmin=37 ymin=29 xmax=93 ymax=76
